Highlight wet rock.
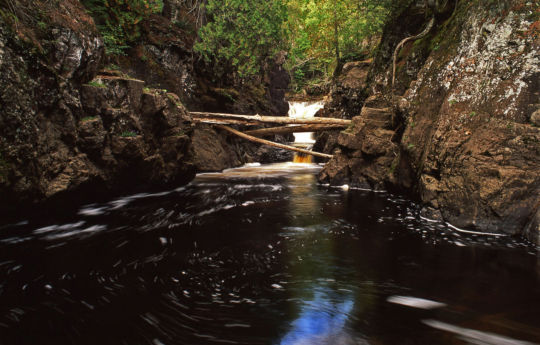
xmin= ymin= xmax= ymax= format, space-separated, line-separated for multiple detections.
xmin=531 ymin=109 xmax=540 ymax=126
xmin=318 ymin=152 xmax=350 ymax=185
xmin=325 ymin=60 xmax=372 ymax=119
xmin=190 ymin=125 xmax=242 ymax=172
xmin=0 ymin=0 xmax=196 ymax=214
xmin=420 ymin=207 xmax=444 ymax=222
xmin=318 ymin=0 xmax=540 ymax=237
xmin=524 ymin=207 xmax=540 ymax=245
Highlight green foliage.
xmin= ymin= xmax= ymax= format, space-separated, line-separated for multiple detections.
xmin=172 ymin=18 xmax=195 ymax=35
xmin=85 ymin=80 xmax=107 ymax=88
xmin=120 ymin=130 xmax=138 ymax=137
xmin=37 ymin=21 xmax=47 ymax=30
xmin=285 ymin=0 xmax=392 ymax=89
xmin=81 ymin=0 xmax=163 ymax=55
xmin=81 ymin=116 xmax=98 ymax=122
xmin=389 ymin=159 xmax=398 ymax=174
xmin=105 ymin=63 xmax=121 ymax=70
xmin=194 ymin=0 xmax=288 ymax=78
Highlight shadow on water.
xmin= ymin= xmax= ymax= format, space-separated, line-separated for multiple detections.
xmin=0 ymin=163 xmax=539 ymax=345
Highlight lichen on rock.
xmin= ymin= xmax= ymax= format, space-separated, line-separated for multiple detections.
xmin=317 ymin=0 xmax=540 ymax=242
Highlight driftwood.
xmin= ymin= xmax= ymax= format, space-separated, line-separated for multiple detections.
xmin=245 ymin=124 xmax=343 ymax=137
xmin=190 ymin=111 xmax=351 ymax=126
xmin=216 ymin=125 xmax=333 ymax=159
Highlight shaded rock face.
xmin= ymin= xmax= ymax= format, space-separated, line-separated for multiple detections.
xmin=115 ymin=10 xmax=292 ymax=172
xmin=192 ymin=52 xmax=291 ymax=117
xmin=265 ymin=51 xmax=291 ymax=116
xmin=318 ymin=97 xmax=398 ymax=190
xmin=313 ymin=60 xmax=372 ymax=156
xmin=318 ymin=0 xmax=540 ymax=242
xmin=119 ymin=13 xmax=198 ymax=106
xmin=0 ymin=1 xmax=195 ymax=216
xmin=79 ymin=77 xmax=196 ymax=187
xmin=323 ymin=60 xmax=372 ymax=120
xmin=0 ymin=0 xmax=104 ymax=207
xmin=190 ymin=126 xmax=293 ymax=172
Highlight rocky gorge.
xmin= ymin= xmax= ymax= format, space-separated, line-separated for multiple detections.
xmin=0 ymin=0 xmax=538 ymax=244
xmin=0 ymin=0 xmax=290 ymax=217
xmin=317 ymin=0 xmax=539 ymax=243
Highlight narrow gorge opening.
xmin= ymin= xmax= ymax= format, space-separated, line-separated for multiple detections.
xmin=288 ymin=101 xmax=324 ymax=163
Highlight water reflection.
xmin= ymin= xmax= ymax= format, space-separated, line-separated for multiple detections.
xmin=0 ymin=163 xmax=538 ymax=345
xmin=280 ymin=172 xmax=364 ymax=344
xmin=279 ymin=288 xmax=355 ymax=345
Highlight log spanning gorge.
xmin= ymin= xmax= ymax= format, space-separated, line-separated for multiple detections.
xmin=0 ymin=103 xmax=539 ymax=345
xmin=190 ymin=101 xmax=339 ymax=160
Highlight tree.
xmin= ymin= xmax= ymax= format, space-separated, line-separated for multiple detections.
xmin=194 ymin=0 xmax=288 ymax=78
xmin=285 ymin=0 xmax=392 ymax=87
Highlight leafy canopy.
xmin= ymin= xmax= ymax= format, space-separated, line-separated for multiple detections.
xmin=285 ymin=0 xmax=392 ymax=88
xmin=194 ymin=0 xmax=288 ymax=78
xmin=194 ymin=0 xmax=392 ymax=87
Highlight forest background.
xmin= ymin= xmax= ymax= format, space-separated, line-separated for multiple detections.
xmin=81 ymin=0 xmax=396 ymax=91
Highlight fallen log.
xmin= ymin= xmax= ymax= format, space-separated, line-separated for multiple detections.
xmin=192 ymin=118 xmax=260 ymax=126
xmin=190 ymin=111 xmax=351 ymax=126
xmin=245 ymin=124 xmax=343 ymax=137
xmin=216 ymin=125 xmax=333 ymax=159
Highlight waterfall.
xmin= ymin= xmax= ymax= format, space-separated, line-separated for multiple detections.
xmin=288 ymin=101 xmax=325 ymax=163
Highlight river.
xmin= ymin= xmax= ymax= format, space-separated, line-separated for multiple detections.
xmin=0 ymin=163 xmax=539 ymax=345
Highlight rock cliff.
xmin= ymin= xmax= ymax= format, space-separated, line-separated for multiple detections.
xmin=0 ymin=0 xmax=195 ymax=216
xmin=111 ymin=1 xmax=292 ymax=172
xmin=0 ymin=0 xmax=292 ymax=217
xmin=318 ymin=0 xmax=540 ymax=242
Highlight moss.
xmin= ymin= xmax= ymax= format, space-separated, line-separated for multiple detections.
xmin=81 ymin=116 xmax=97 ymax=122
xmin=167 ymin=93 xmax=183 ymax=107
xmin=174 ymin=130 xmax=186 ymax=137
xmin=105 ymin=64 xmax=121 ymax=70
xmin=214 ymin=88 xmax=240 ymax=102
xmin=388 ymin=158 xmax=398 ymax=175
xmin=85 ymin=80 xmax=107 ymax=89
xmin=344 ymin=121 xmax=356 ymax=133
xmin=120 ymin=131 xmax=138 ymax=137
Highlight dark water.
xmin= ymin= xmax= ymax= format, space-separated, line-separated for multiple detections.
xmin=1 ymin=163 xmax=539 ymax=345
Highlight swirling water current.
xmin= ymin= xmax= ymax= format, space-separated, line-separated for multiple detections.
xmin=0 ymin=163 xmax=539 ymax=345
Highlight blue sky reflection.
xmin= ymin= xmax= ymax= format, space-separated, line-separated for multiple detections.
xmin=279 ymin=289 xmax=355 ymax=345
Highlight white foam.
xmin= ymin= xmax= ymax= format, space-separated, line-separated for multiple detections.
xmin=387 ymin=296 xmax=447 ymax=310
xmin=422 ymin=319 xmax=537 ymax=345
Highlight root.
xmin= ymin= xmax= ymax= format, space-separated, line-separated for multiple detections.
xmin=392 ymin=16 xmax=435 ymax=90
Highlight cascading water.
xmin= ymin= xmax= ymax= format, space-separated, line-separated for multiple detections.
xmin=287 ymin=101 xmax=325 ymax=163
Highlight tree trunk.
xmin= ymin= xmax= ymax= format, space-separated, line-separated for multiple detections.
xmin=245 ymin=124 xmax=343 ymax=137
xmin=216 ymin=125 xmax=334 ymax=159
xmin=190 ymin=112 xmax=351 ymax=126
